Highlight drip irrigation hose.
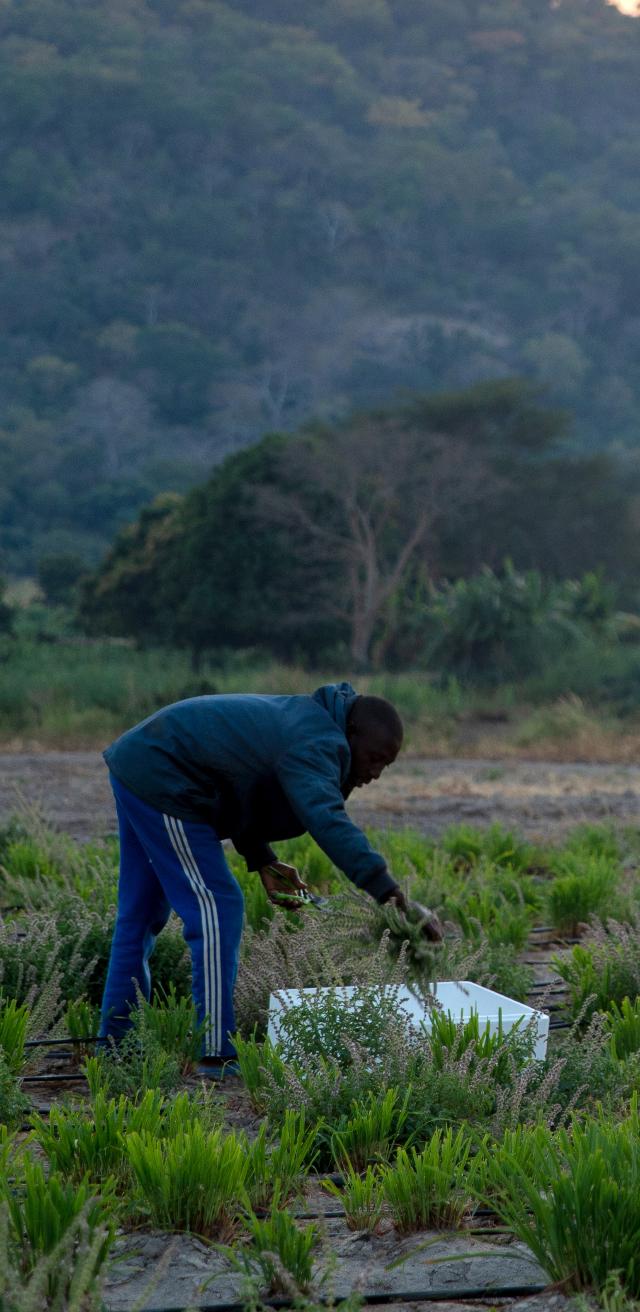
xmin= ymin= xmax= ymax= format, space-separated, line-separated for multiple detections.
xmin=21 ymin=1072 xmax=88 ymax=1084
xmin=24 ymin=1036 xmax=101 ymax=1048
xmin=290 ymin=1212 xmax=502 ymax=1231
xmin=138 ymin=1284 xmax=548 ymax=1312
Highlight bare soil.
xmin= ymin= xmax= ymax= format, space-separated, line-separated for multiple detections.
xmin=0 ymin=750 xmax=638 ymax=843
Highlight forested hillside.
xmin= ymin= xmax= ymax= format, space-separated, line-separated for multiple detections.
xmin=2 ymin=0 xmax=640 ymax=572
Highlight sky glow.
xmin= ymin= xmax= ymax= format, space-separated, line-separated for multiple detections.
xmin=610 ymin=0 xmax=639 ymax=13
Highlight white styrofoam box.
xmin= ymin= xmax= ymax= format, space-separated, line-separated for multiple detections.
xmin=267 ymin=980 xmax=549 ymax=1060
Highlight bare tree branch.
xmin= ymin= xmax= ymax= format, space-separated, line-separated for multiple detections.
xmin=249 ymin=418 xmax=499 ymax=665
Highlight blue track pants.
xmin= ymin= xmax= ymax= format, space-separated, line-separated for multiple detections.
xmin=99 ymin=775 xmax=244 ymax=1057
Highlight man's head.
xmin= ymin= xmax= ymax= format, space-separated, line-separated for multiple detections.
xmin=345 ymin=695 xmax=403 ymax=788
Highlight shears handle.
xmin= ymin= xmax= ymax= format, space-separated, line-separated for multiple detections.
xmin=263 ymin=865 xmax=328 ymax=911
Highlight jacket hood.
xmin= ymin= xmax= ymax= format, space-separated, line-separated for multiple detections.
xmin=311 ymin=681 xmax=358 ymax=736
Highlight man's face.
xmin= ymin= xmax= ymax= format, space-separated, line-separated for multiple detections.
xmin=347 ymin=724 xmax=402 ymax=788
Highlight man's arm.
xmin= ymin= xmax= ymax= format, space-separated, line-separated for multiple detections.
xmin=230 ymin=829 xmax=277 ymax=873
xmin=274 ymin=742 xmax=398 ymax=903
xmin=229 ymin=829 xmax=307 ymax=908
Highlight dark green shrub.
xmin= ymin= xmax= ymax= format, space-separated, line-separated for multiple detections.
xmin=424 ymin=564 xmax=583 ymax=684
xmin=272 ymin=980 xmax=408 ymax=1068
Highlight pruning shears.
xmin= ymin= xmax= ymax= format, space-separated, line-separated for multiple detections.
xmin=264 ymin=864 xmax=329 ymax=911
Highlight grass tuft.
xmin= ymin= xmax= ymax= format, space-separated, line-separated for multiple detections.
xmin=125 ymin=1123 xmax=248 ymax=1238
xmin=381 ymin=1128 xmax=473 ymax=1233
xmin=324 ymin=1164 xmax=385 ymax=1234
xmin=472 ymin=1101 xmax=640 ymax=1296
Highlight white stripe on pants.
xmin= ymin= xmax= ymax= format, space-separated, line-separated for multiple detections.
xmin=163 ymin=813 xmax=222 ymax=1054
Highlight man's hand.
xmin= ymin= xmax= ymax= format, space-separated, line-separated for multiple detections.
xmin=409 ymin=900 xmax=445 ymax=942
xmin=382 ymin=887 xmax=445 ymax=942
xmin=260 ymin=861 xmax=308 ymax=910
xmin=384 ymin=886 xmax=410 ymax=914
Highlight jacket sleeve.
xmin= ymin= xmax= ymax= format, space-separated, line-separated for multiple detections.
xmin=274 ymin=741 xmax=397 ymax=903
xmin=230 ymin=829 xmax=277 ymax=873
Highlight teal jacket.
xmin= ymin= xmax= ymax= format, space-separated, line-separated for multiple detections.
xmin=104 ymin=682 xmax=396 ymax=903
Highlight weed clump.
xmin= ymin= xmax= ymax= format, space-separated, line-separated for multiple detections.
xmin=85 ymin=1030 xmax=181 ymax=1101
xmin=0 ymin=997 xmax=29 ymax=1075
xmin=245 ymin=1111 xmax=317 ymax=1209
xmin=605 ymin=997 xmax=640 ymax=1061
xmin=547 ymin=854 xmax=621 ymax=937
xmin=329 ymin=1087 xmax=411 ymax=1172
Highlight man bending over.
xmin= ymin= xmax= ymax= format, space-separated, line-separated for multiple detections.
xmin=99 ymin=680 xmax=440 ymax=1076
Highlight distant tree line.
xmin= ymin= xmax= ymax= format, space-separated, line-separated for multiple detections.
xmin=1 ymin=0 xmax=640 ymax=572
xmin=79 ymin=382 xmax=640 ymax=670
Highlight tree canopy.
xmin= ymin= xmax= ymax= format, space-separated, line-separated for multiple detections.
xmin=79 ymin=382 xmax=640 ymax=665
xmin=1 ymin=0 xmax=640 ymax=572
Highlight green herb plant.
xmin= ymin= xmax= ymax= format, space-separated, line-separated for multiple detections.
xmin=381 ymin=1128 xmax=473 ymax=1233
xmin=227 ymin=1196 xmax=317 ymax=1295
xmin=329 ymin=1087 xmax=411 ymax=1172
xmin=246 ymin=1110 xmax=317 ymax=1210
xmin=472 ymin=1101 xmax=640 ymax=1297
xmin=2 ymin=1159 xmax=115 ymax=1302
xmin=324 ymin=1164 xmax=385 ymax=1234
xmin=0 ymin=997 xmax=29 ymax=1075
xmin=273 ymin=980 xmax=410 ymax=1068
xmin=125 ymin=1123 xmax=248 ymax=1238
